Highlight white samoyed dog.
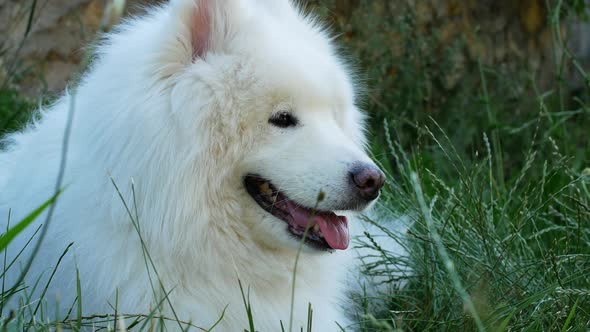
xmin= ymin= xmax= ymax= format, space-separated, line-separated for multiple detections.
xmin=0 ymin=0 xmax=402 ymax=330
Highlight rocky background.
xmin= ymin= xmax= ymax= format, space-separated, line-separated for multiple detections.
xmin=0 ymin=0 xmax=161 ymax=96
xmin=1 ymin=0 xmax=589 ymax=98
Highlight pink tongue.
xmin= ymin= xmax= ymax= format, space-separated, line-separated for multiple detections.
xmin=285 ymin=201 xmax=349 ymax=250
xmin=315 ymin=214 xmax=349 ymax=250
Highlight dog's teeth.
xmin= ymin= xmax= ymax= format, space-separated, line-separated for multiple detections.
xmin=259 ymin=182 xmax=272 ymax=196
xmin=313 ymin=224 xmax=320 ymax=233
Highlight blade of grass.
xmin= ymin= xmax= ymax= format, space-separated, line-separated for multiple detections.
xmin=1 ymin=210 xmax=10 ymax=315
xmin=207 ymin=304 xmax=228 ymax=331
xmin=0 ymin=191 xmax=62 ymax=251
xmin=31 ymin=242 xmax=73 ymax=316
xmin=76 ymin=268 xmax=82 ymax=331
xmin=238 ymin=279 xmax=256 ymax=332
xmin=110 ymin=177 xmax=193 ymax=332
xmin=288 ymin=191 xmax=324 ymax=332
xmin=306 ymin=303 xmax=312 ymax=332
xmin=560 ymin=299 xmax=578 ymax=332
xmin=494 ymin=310 xmax=515 ymax=332
xmin=410 ymin=172 xmax=486 ymax=332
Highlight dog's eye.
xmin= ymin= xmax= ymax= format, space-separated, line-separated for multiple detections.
xmin=269 ymin=112 xmax=298 ymax=128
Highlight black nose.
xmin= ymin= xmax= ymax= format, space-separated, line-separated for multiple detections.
xmin=350 ymin=163 xmax=386 ymax=201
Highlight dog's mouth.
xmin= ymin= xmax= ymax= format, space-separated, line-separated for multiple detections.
xmin=244 ymin=174 xmax=349 ymax=251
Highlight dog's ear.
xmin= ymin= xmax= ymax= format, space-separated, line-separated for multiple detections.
xmin=189 ymin=0 xmax=212 ymax=58
xmin=171 ymin=0 xmax=236 ymax=60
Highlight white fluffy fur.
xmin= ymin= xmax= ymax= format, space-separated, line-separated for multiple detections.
xmin=0 ymin=0 xmax=402 ymax=330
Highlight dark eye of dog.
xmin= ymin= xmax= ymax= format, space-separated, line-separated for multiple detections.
xmin=269 ymin=112 xmax=298 ymax=128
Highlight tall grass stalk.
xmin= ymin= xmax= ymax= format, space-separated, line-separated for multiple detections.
xmin=410 ymin=172 xmax=485 ymax=332
xmin=288 ymin=191 xmax=324 ymax=332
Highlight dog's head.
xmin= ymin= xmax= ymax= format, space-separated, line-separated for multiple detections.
xmin=149 ymin=0 xmax=385 ymax=251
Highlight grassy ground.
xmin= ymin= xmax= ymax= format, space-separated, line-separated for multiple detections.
xmin=333 ymin=2 xmax=590 ymax=330
xmin=358 ymin=104 xmax=590 ymax=331
xmin=1 ymin=1 xmax=590 ymax=331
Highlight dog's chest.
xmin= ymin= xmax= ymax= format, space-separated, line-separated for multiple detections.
xmin=177 ymin=251 xmax=353 ymax=331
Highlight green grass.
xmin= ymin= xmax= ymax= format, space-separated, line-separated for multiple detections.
xmin=356 ymin=114 xmax=590 ymax=331
xmin=1 ymin=0 xmax=590 ymax=331
xmin=0 ymin=89 xmax=35 ymax=138
xmin=337 ymin=1 xmax=590 ymax=329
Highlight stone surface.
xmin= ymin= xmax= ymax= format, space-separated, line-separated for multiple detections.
xmin=0 ymin=0 xmax=161 ymax=97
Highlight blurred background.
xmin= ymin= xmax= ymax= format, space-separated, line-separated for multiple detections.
xmin=1 ymin=0 xmax=590 ymax=95
xmin=1 ymin=1 xmax=589 ymax=331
